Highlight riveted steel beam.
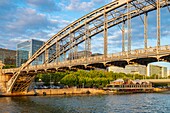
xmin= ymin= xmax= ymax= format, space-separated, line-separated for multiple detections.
xmin=144 ymin=12 xmax=148 ymax=49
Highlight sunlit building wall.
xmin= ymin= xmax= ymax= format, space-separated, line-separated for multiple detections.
xmin=0 ymin=48 xmax=16 ymax=66
xmin=108 ymin=64 xmax=146 ymax=75
xmin=168 ymin=70 xmax=170 ymax=77
xmin=147 ymin=64 xmax=168 ymax=78
xmin=125 ymin=65 xmax=146 ymax=75
xmin=107 ymin=66 xmax=125 ymax=73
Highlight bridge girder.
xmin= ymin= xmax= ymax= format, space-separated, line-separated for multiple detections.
xmin=71 ymin=65 xmax=86 ymax=70
xmin=106 ymin=60 xmax=128 ymax=68
xmin=129 ymin=57 xmax=158 ymax=66
xmin=160 ymin=55 xmax=170 ymax=62
xmin=87 ymin=63 xmax=106 ymax=69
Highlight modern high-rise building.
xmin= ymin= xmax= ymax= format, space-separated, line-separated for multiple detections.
xmin=147 ymin=64 xmax=168 ymax=78
xmin=125 ymin=64 xmax=146 ymax=75
xmin=16 ymin=39 xmax=44 ymax=67
xmin=0 ymin=48 xmax=16 ymax=66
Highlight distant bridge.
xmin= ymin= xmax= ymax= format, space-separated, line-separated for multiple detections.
xmin=2 ymin=0 xmax=170 ymax=94
xmin=2 ymin=45 xmax=170 ymax=74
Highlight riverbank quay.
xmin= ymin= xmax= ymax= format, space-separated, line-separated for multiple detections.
xmin=0 ymin=88 xmax=106 ymax=96
xmin=104 ymin=87 xmax=170 ymax=94
xmin=104 ymin=87 xmax=154 ymax=94
xmin=1 ymin=87 xmax=170 ymax=97
xmin=153 ymin=87 xmax=170 ymax=92
xmin=35 ymin=88 xmax=106 ymax=96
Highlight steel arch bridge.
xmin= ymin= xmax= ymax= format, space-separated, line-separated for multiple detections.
xmin=4 ymin=0 xmax=170 ymax=93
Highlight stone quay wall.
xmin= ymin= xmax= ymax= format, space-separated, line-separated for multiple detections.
xmin=34 ymin=88 xmax=105 ymax=95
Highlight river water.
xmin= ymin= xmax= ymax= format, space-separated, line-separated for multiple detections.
xmin=0 ymin=93 xmax=170 ymax=113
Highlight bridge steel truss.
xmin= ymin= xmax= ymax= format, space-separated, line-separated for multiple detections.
xmin=6 ymin=0 xmax=170 ymax=93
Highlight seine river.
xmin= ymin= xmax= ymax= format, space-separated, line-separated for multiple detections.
xmin=0 ymin=93 xmax=170 ymax=113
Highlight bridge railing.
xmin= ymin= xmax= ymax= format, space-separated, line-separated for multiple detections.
xmin=2 ymin=68 xmax=19 ymax=74
xmin=159 ymin=45 xmax=170 ymax=51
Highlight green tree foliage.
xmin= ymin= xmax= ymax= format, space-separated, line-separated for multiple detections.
xmin=60 ymin=73 xmax=78 ymax=86
xmin=35 ymin=70 xmax=149 ymax=88
xmin=35 ymin=72 xmax=67 ymax=85
xmin=60 ymin=70 xmax=114 ymax=88
xmin=3 ymin=65 xmax=16 ymax=69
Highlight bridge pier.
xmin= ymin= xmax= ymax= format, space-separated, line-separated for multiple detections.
xmin=0 ymin=61 xmax=7 ymax=93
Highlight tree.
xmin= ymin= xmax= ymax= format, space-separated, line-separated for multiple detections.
xmin=60 ymin=73 xmax=78 ymax=87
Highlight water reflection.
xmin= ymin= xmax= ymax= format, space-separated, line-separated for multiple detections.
xmin=0 ymin=94 xmax=169 ymax=113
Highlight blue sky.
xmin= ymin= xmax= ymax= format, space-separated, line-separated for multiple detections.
xmin=0 ymin=0 xmax=111 ymax=49
xmin=0 ymin=0 xmax=170 ymax=69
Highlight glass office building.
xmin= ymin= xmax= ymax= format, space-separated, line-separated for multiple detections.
xmin=16 ymin=39 xmax=44 ymax=67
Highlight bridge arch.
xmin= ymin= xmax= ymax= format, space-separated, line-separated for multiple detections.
xmin=6 ymin=0 xmax=170 ymax=93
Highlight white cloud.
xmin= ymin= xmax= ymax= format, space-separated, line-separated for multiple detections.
xmin=65 ymin=0 xmax=93 ymax=11
xmin=4 ymin=8 xmax=52 ymax=33
xmin=9 ymin=37 xmax=28 ymax=43
xmin=26 ymin=0 xmax=61 ymax=12
xmin=64 ymin=0 xmax=106 ymax=11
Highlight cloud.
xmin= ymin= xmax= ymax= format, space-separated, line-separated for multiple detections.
xmin=0 ymin=1 xmax=17 ymax=21
xmin=26 ymin=0 xmax=61 ymax=12
xmin=162 ymin=30 xmax=170 ymax=36
xmin=5 ymin=8 xmax=52 ymax=32
xmin=9 ymin=37 xmax=29 ymax=43
xmin=0 ymin=7 xmax=58 ymax=42
xmin=65 ymin=0 xmax=93 ymax=11
xmin=1 ymin=0 xmax=170 ymax=52
xmin=0 ymin=0 xmax=67 ymax=49
xmin=64 ymin=0 xmax=106 ymax=11
xmin=0 ymin=44 xmax=5 ymax=48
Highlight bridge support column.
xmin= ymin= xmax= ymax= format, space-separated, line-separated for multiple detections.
xmin=104 ymin=7 xmax=108 ymax=58
xmin=122 ymin=21 xmax=125 ymax=52
xmin=74 ymin=45 xmax=78 ymax=59
xmin=157 ymin=0 xmax=161 ymax=48
xmin=56 ymin=40 xmax=60 ymax=63
xmin=127 ymin=1 xmax=131 ymax=53
xmin=144 ymin=12 xmax=148 ymax=49
xmin=69 ymin=29 xmax=74 ymax=61
xmin=85 ymin=23 xmax=91 ymax=60
xmin=0 ymin=61 xmax=6 ymax=92
xmin=64 ymin=52 xmax=66 ymax=61
xmin=0 ymin=61 xmax=4 ymax=77
xmin=44 ymin=49 xmax=49 ymax=64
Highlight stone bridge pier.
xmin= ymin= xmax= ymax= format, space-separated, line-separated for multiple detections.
xmin=0 ymin=61 xmax=6 ymax=93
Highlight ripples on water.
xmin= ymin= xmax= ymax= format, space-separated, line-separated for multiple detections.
xmin=0 ymin=93 xmax=170 ymax=113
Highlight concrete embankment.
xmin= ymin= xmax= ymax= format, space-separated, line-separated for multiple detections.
xmin=34 ymin=88 xmax=106 ymax=96
xmin=153 ymin=88 xmax=169 ymax=92
xmin=2 ymin=88 xmax=170 ymax=96
xmin=0 ymin=88 xmax=105 ymax=96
